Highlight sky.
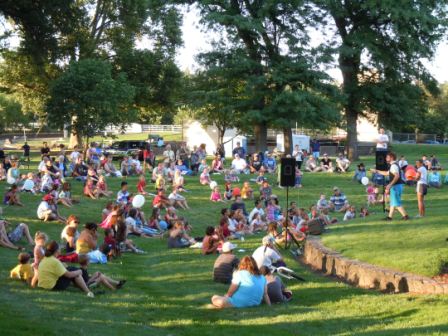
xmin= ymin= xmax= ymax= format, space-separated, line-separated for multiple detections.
xmin=175 ymin=9 xmax=448 ymax=84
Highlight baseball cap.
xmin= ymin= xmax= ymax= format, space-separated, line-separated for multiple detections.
xmin=43 ymin=194 xmax=53 ymax=201
xmin=262 ymin=236 xmax=275 ymax=246
xmin=333 ymin=186 xmax=339 ymax=191
xmin=222 ymin=242 xmax=236 ymax=253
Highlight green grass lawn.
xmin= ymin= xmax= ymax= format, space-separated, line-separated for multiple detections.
xmin=0 ymin=144 xmax=447 ymax=336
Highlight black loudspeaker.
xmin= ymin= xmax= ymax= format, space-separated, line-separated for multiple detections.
xmin=375 ymin=151 xmax=388 ymax=171
xmin=280 ymin=158 xmax=296 ymax=187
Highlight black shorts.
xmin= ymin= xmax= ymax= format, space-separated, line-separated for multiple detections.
xmin=417 ymin=184 xmax=427 ymax=196
xmin=53 ymin=276 xmax=73 ymax=291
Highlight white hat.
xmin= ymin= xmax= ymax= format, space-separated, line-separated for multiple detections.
xmin=262 ymin=236 xmax=275 ymax=246
xmin=222 ymin=242 xmax=236 ymax=253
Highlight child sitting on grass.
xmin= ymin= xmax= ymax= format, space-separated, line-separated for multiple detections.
xmin=4 ymin=184 xmax=23 ymax=206
xmin=21 ymin=173 xmax=37 ymax=194
xmin=200 ymin=167 xmax=211 ymax=185
xmin=10 ymin=252 xmax=33 ymax=284
xmin=366 ymin=182 xmax=376 ymax=206
xmin=241 ymin=181 xmax=253 ymax=200
xmin=343 ymin=205 xmax=356 ymax=221
xmin=116 ymin=210 xmax=145 ymax=254
xmin=78 ymin=254 xmax=125 ymax=290
xmin=117 ymin=181 xmax=131 ymax=205
xmin=84 ymin=176 xmax=97 ymax=199
xmin=210 ymin=186 xmax=225 ymax=202
xmin=224 ymin=182 xmax=233 ymax=201
xmin=96 ymin=175 xmax=113 ymax=197
xmin=155 ymin=173 xmax=166 ymax=192
xmin=202 ymin=226 xmax=221 ymax=255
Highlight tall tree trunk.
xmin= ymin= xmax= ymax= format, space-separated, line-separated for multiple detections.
xmin=346 ymin=110 xmax=358 ymax=160
xmin=283 ymin=127 xmax=293 ymax=155
xmin=254 ymin=122 xmax=267 ymax=153
xmin=69 ymin=131 xmax=82 ymax=149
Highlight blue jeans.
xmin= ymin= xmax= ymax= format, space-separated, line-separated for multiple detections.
xmin=313 ymin=151 xmax=320 ymax=159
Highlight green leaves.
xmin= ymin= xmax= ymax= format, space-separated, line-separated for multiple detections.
xmin=46 ymin=58 xmax=136 ymax=139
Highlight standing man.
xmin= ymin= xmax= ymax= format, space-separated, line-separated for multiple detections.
xmin=376 ymin=128 xmax=389 ymax=151
xmin=22 ymin=142 xmax=30 ymax=167
xmin=374 ymin=152 xmax=409 ymax=221
xmin=415 ymin=159 xmax=428 ymax=218
xmin=311 ymin=139 xmax=320 ymax=159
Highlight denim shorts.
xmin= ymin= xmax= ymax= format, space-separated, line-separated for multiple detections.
xmin=390 ymin=184 xmax=403 ymax=207
xmin=7 ymin=224 xmax=24 ymax=243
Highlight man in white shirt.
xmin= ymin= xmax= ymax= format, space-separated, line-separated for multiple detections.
xmin=376 ymin=128 xmax=389 ymax=151
xmin=415 ymin=159 xmax=428 ymax=218
xmin=248 ymin=200 xmax=266 ymax=223
xmin=231 ymin=154 xmax=248 ymax=174
xmin=252 ymin=236 xmax=284 ymax=269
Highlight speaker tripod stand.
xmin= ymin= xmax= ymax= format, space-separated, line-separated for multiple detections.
xmin=282 ymin=186 xmax=303 ymax=252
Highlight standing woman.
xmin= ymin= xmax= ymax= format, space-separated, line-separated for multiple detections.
xmin=211 ymin=256 xmax=270 ymax=308
xmin=38 ymin=240 xmax=94 ymax=297
xmin=415 ymin=159 xmax=428 ymax=218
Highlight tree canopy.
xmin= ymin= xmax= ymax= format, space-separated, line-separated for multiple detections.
xmin=46 ymin=58 xmax=135 ymax=143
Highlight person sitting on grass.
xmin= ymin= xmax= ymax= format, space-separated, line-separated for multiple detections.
xmin=78 ymin=254 xmax=125 ymax=290
xmin=252 ymin=236 xmax=285 ymax=270
xmin=76 ymin=222 xmax=99 ymax=257
xmin=430 ymin=155 xmax=442 ymax=170
xmin=210 ymin=185 xmax=225 ymax=202
xmin=304 ymin=156 xmax=322 ymax=172
xmin=249 ymin=153 xmax=263 ymax=173
xmin=428 ymin=169 xmax=442 ymax=188
xmin=263 ymin=153 xmax=277 ymax=173
xmin=168 ymin=188 xmax=189 ymax=209
xmin=148 ymin=207 xmax=168 ymax=232
xmin=96 ymin=175 xmax=113 ymax=197
xmin=0 ymin=217 xmax=34 ymax=250
xmin=4 ymin=184 xmax=23 ymax=206
xmin=259 ymin=180 xmax=273 ymax=206
xmin=329 ymin=187 xmax=350 ymax=213
xmin=241 ymin=181 xmax=254 ymax=200
xmin=336 ymin=153 xmax=350 ymax=173
xmin=343 ymin=205 xmax=356 ymax=221
xmin=38 ymin=241 xmax=95 ymax=298
xmin=117 ymin=181 xmax=131 ymax=205
xmin=353 ymin=163 xmax=367 ymax=183
xmin=84 ymin=176 xmax=97 ymax=199
xmin=199 ymin=167 xmax=212 ymax=185
xmin=230 ymin=195 xmax=248 ymax=217
xmin=167 ymin=221 xmax=194 ymax=248
xmin=72 ymin=156 xmax=88 ymax=181
xmin=249 ymin=212 xmax=266 ymax=232
xmin=259 ymin=266 xmax=292 ymax=304
xmin=103 ymin=155 xmax=122 ymax=177
xmin=211 ymin=255 xmax=270 ymax=309
xmin=213 ymin=242 xmax=239 ymax=284
xmin=116 ymin=210 xmax=145 ymax=254
xmin=153 ymin=190 xmax=171 ymax=209
xmin=10 ymin=252 xmax=34 ymax=284
xmin=31 ymin=231 xmax=48 ymax=287
xmin=202 ymin=226 xmax=221 ymax=255
xmin=211 ymin=155 xmax=224 ymax=173
xmin=320 ymin=153 xmax=334 ymax=172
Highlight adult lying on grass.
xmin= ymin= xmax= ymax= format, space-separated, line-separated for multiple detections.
xmin=38 ymin=241 xmax=95 ymax=298
xmin=0 ymin=219 xmax=34 ymax=250
xmin=211 ymin=256 xmax=270 ymax=308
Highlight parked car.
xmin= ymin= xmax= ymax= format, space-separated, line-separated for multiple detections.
xmin=423 ymin=140 xmax=440 ymax=145
xmin=104 ymin=140 xmax=148 ymax=159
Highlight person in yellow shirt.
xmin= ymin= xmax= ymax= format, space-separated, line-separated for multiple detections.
xmin=38 ymin=240 xmax=94 ymax=298
xmin=10 ymin=252 xmax=34 ymax=284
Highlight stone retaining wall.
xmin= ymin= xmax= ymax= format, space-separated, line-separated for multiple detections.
xmin=302 ymin=237 xmax=448 ymax=294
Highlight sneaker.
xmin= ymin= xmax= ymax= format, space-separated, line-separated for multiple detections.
xmin=383 ymin=217 xmax=393 ymax=221
xmin=87 ymin=291 xmax=95 ymax=298
xmin=414 ymin=214 xmax=423 ymax=218
xmin=402 ymin=215 xmax=409 ymax=221
xmin=116 ymin=280 xmax=127 ymax=289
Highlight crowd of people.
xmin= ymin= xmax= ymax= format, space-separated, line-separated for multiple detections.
xmin=1 ymin=135 xmax=445 ymax=307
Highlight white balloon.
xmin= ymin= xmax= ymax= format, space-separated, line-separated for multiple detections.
xmin=361 ymin=176 xmax=369 ymax=186
xmin=6 ymin=177 xmax=16 ymax=185
xmin=210 ymin=181 xmax=218 ymax=190
xmin=132 ymin=194 xmax=145 ymax=208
